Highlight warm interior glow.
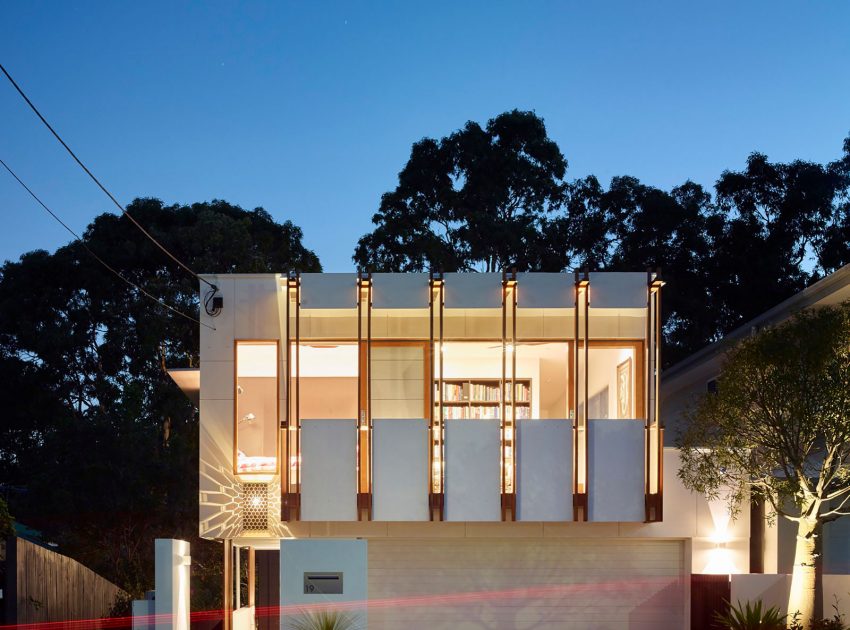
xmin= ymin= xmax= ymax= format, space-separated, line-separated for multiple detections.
xmin=236 ymin=341 xmax=278 ymax=474
xmin=582 ymin=346 xmax=637 ymax=420
xmin=237 ymin=342 xmax=278 ymax=377
xmin=291 ymin=343 xmax=358 ymax=377
xmin=293 ymin=342 xmax=358 ymax=419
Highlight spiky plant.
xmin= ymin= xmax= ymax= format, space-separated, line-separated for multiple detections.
xmin=714 ymin=600 xmax=785 ymax=630
xmin=288 ymin=609 xmax=362 ymax=630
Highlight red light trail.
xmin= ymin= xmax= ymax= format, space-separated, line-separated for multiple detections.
xmin=0 ymin=575 xmax=683 ymax=630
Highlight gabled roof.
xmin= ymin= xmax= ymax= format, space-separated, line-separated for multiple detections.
xmin=663 ymin=263 xmax=850 ymax=388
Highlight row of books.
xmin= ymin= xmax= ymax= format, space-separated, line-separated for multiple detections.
xmin=470 ymin=383 xmax=501 ymax=401
xmin=434 ymin=405 xmax=531 ymax=420
xmin=506 ymin=383 xmax=531 ymax=403
xmin=439 ymin=405 xmax=502 ymax=419
xmin=437 ymin=381 xmax=531 ymax=403
xmin=440 ymin=383 xmax=464 ymax=401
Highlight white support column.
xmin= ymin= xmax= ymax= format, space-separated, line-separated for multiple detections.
xmin=150 ymin=538 xmax=191 ymax=630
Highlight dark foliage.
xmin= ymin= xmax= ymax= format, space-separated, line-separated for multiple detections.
xmin=355 ymin=111 xmax=850 ymax=365
xmin=0 ymin=198 xmax=319 ymax=603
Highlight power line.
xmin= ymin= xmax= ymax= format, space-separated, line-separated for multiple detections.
xmin=0 ymin=158 xmax=215 ymax=331
xmin=0 ymin=62 xmax=217 ymax=292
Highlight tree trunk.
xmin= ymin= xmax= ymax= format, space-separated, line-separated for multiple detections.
xmin=787 ymin=517 xmax=820 ymax=628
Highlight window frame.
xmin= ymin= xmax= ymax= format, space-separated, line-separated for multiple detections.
xmin=233 ymin=339 xmax=281 ymax=478
xmin=582 ymin=338 xmax=646 ymax=420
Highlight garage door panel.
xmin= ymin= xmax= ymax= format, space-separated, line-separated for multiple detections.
xmin=368 ymin=539 xmax=685 ymax=630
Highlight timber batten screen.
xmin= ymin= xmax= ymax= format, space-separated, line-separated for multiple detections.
xmin=279 ymin=271 xmax=663 ymax=523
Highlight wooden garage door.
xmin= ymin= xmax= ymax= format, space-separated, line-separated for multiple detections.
xmin=368 ymin=538 xmax=686 ymax=630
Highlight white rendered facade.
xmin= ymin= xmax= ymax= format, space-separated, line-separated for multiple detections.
xmin=183 ymin=269 xmax=850 ymax=629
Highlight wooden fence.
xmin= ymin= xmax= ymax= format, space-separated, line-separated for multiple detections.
xmin=691 ymin=573 xmax=731 ymax=630
xmin=3 ymin=536 xmax=125 ymax=625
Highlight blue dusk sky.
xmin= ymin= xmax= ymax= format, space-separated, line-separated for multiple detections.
xmin=1 ymin=2 xmax=848 ymax=271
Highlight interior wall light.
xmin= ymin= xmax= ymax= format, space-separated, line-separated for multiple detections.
xmin=239 ymin=413 xmax=256 ymax=425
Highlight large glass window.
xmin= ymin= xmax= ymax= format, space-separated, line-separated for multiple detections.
xmin=585 ymin=289 xmax=647 ymax=422
xmin=292 ymin=343 xmax=359 ymax=419
xmin=371 ymin=342 xmax=428 ymax=420
xmin=512 ymin=342 xmax=570 ymax=419
xmin=286 ymin=280 xmax=360 ymax=495
xmin=370 ymin=304 xmax=430 ymax=421
xmin=235 ymin=341 xmax=279 ymax=477
xmin=293 ymin=300 xmax=359 ymax=421
xmin=583 ymin=343 xmax=643 ymax=420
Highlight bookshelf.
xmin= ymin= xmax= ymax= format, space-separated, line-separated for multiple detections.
xmin=433 ymin=378 xmax=532 ymax=420
xmin=433 ymin=378 xmax=531 ymax=494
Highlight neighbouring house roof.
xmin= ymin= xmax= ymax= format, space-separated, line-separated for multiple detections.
xmin=663 ymin=263 xmax=850 ymax=389
xmin=168 ymin=367 xmax=200 ymax=406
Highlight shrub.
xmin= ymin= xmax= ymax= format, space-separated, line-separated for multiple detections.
xmin=714 ymin=599 xmax=785 ymax=630
xmin=289 ymin=609 xmax=362 ymax=630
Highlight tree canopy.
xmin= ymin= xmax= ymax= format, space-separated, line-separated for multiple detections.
xmin=354 ymin=110 xmax=568 ymax=273
xmin=678 ymin=304 xmax=850 ymax=626
xmin=0 ymin=198 xmax=319 ymax=602
xmin=2 ymin=112 xmax=850 ymax=608
xmin=355 ymin=111 xmax=850 ymax=365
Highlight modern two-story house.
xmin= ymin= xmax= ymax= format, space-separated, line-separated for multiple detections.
xmin=167 ymin=269 xmax=850 ymax=630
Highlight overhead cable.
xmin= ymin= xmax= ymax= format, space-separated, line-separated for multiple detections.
xmin=0 ymin=158 xmax=215 ymax=330
xmin=0 ymin=62 xmax=217 ymax=293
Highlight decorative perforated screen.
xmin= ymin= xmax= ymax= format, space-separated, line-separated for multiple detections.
xmin=242 ymin=483 xmax=269 ymax=531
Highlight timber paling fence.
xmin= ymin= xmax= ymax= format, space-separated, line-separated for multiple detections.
xmin=3 ymin=536 xmax=125 ymax=626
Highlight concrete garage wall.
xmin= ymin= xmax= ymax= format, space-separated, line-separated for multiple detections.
xmin=368 ymin=538 xmax=685 ymax=630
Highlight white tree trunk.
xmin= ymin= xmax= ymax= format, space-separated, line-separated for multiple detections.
xmin=787 ymin=517 xmax=819 ymax=628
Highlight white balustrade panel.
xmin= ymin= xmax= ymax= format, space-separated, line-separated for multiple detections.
xmin=372 ymin=418 xmax=429 ymax=521
xmin=588 ymin=418 xmax=645 ymax=522
xmin=300 ymin=419 xmax=357 ymax=521
xmin=299 ymin=273 xmax=358 ymax=309
xmin=443 ymin=272 xmax=503 ymax=308
xmin=445 ymin=419 xmax=501 ymax=521
xmin=517 ymin=419 xmax=573 ymax=521
xmin=371 ymin=273 xmax=430 ymax=308
xmin=588 ymin=272 xmax=648 ymax=309
xmin=516 ymin=272 xmax=574 ymax=308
